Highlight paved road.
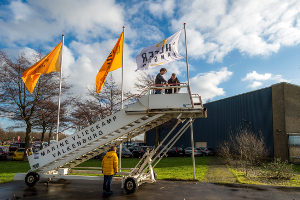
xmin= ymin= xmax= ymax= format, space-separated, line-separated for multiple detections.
xmin=1 ymin=178 xmax=300 ymax=200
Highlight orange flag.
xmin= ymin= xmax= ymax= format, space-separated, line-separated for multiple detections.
xmin=96 ymin=33 xmax=123 ymax=93
xmin=22 ymin=41 xmax=63 ymax=94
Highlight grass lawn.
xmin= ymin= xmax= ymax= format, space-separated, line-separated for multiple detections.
xmin=0 ymin=157 xmax=210 ymax=184
xmin=229 ymin=165 xmax=300 ymax=187
xmin=72 ymin=157 xmax=210 ymax=181
xmin=293 ymin=164 xmax=300 ymax=173
xmin=0 ymin=161 xmax=30 ymax=184
xmin=1 ymin=157 xmax=300 ymax=186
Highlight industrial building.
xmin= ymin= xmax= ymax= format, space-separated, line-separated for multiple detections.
xmin=146 ymin=82 xmax=300 ymax=162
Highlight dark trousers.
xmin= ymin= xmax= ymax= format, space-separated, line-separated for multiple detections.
xmin=103 ymin=175 xmax=113 ymax=192
xmin=155 ymin=89 xmax=162 ymax=94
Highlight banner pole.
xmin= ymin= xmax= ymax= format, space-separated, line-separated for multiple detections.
xmin=121 ymin=26 xmax=125 ymax=109
xmin=119 ymin=26 xmax=125 ymax=172
xmin=184 ymin=24 xmax=196 ymax=179
xmin=184 ymin=23 xmax=190 ymax=87
xmin=55 ymin=34 xmax=64 ymax=142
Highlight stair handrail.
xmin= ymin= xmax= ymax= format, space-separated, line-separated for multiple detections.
xmin=26 ymin=83 xmax=191 ymax=155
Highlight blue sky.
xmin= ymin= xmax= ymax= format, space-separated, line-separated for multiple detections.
xmin=1 ymin=0 xmax=300 ymax=130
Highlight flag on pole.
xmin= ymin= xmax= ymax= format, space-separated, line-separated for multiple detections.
xmin=96 ymin=32 xmax=123 ymax=93
xmin=22 ymin=41 xmax=63 ymax=94
xmin=135 ymin=29 xmax=185 ymax=71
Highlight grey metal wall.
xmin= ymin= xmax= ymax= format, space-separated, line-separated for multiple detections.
xmin=146 ymin=87 xmax=274 ymax=156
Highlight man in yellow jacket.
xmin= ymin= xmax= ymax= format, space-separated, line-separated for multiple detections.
xmin=102 ymin=146 xmax=118 ymax=194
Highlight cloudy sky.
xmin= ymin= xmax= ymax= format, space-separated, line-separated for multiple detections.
xmin=1 ymin=0 xmax=300 ymax=129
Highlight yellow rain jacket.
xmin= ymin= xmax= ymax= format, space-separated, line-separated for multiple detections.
xmin=102 ymin=151 xmax=118 ymax=175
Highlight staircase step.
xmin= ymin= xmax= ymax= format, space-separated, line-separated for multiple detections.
xmin=34 ymin=113 xmax=166 ymax=172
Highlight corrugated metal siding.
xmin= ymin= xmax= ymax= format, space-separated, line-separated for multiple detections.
xmin=146 ymin=87 xmax=274 ymax=156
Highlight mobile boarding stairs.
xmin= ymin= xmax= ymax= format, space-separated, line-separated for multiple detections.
xmin=14 ymin=84 xmax=207 ymax=194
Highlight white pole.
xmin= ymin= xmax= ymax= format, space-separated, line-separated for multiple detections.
xmin=119 ymin=26 xmax=125 ymax=172
xmin=184 ymin=24 xmax=196 ymax=179
xmin=184 ymin=23 xmax=190 ymax=87
xmin=55 ymin=34 xmax=64 ymax=142
xmin=190 ymin=122 xmax=196 ymax=179
xmin=121 ymin=26 xmax=125 ymax=109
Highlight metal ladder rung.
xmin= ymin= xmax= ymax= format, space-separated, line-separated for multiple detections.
xmin=120 ymin=127 xmax=129 ymax=130
xmin=91 ymin=141 xmax=103 ymax=146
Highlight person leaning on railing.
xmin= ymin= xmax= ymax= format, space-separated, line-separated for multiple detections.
xmin=154 ymin=68 xmax=168 ymax=94
xmin=166 ymin=73 xmax=180 ymax=94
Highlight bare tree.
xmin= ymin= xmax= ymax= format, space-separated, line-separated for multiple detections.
xmin=134 ymin=71 xmax=155 ymax=93
xmin=70 ymin=74 xmax=133 ymax=131
xmin=69 ymin=97 xmax=106 ymax=131
xmin=0 ymin=50 xmax=72 ymax=160
xmin=32 ymin=100 xmax=70 ymax=149
xmin=0 ymin=126 xmax=5 ymax=141
xmin=218 ymin=128 xmax=269 ymax=176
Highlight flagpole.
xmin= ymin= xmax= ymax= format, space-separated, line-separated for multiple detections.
xmin=121 ymin=26 xmax=125 ymax=109
xmin=184 ymin=23 xmax=196 ymax=180
xmin=56 ymin=34 xmax=64 ymax=142
xmin=184 ymin=23 xmax=190 ymax=86
xmin=119 ymin=26 xmax=125 ymax=172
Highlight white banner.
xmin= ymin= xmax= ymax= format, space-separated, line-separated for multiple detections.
xmin=136 ymin=29 xmax=185 ymax=71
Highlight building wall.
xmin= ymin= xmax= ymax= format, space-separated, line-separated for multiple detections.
xmin=272 ymin=83 xmax=300 ymax=161
xmin=146 ymin=87 xmax=274 ymax=156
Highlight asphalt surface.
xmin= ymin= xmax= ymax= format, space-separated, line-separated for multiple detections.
xmin=1 ymin=178 xmax=300 ymax=200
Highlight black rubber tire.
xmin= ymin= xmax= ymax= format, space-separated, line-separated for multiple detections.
xmin=124 ymin=178 xmax=138 ymax=194
xmin=202 ymin=153 xmax=206 ymax=156
xmin=153 ymin=170 xmax=157 ymax=180
xmin=25 ymin=172 xmax=39 ymax=187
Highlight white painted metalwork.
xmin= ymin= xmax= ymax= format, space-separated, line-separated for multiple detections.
xmin=14 ymin=85 xmax=207 ymax=194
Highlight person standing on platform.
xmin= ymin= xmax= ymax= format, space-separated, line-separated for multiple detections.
xmin=155 ymin=68 xmax=168 ymax=94
xmin=102 ymin=146 xmax=118 ymax=195
xmin=166 ymin=73 xmax=180 ymax=94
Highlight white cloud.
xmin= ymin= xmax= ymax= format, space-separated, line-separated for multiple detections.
xmin=242 ymin=71 xmax=288 ymax=89
xmin=148 ymin=0 xmax=175 ymax=19
xmin=1 ymin=0 xmax=300 ymax=99
xmin=9 ymin=0 xmax=32 ymax=21
xmin=171 ymin=0 xmax=300 ymax=62
xmin=189 ymin=67 xmax=233 ymax=101
xmin=248 ymin=81 xmax=263 ymax=89
xmin=0 ymin=0 xmax=124 ymax=46
xmin=242 ymin=71 xmax=273 ymax=81
xmin=149 ymin=3 xmax=163 ymax=19
xmin=63 ymin=38 xmax=138 ymax=96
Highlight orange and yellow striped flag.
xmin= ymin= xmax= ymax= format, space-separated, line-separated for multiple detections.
xmin=96 ymin=33 xmax=123 ymax=93
xmin=22 ymin=41 xmax=62 ymax=94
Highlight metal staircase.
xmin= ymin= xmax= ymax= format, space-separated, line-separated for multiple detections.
xmin=38 ymin=113 xmax=173 ymax=173
xmin=14 ymin=84 xmax=207 ymax=190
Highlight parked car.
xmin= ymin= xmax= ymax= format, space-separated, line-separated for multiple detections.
xmin=167 ymin=147 xmax=184 ymax=157
xmin=132 ymin=146 xmax=153 ymax=158
xmin=200 ymin=147 xmax=215 ymax=156
xmin=184 ymin=147 xmax=202 ymax=157
xmin=0 ymin=146 xmax=9 ymax=160
xmin=157 ymin=145 xmax=168 ymax=153
xmin=128 ymin=145 xmax=140 ymax=152
xmin=32 ymin=144 xmax=47 ymax=152
xmin=132 ymin=142 xmax=147 ymax=147
xmin=12 ymin=148 xmax=33 ymax=161
xmin=9 ymin=144 xmax=20 ymax=152
xmin=116 ymin=146 xmax=133 ymax=158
